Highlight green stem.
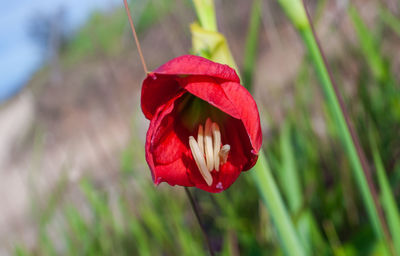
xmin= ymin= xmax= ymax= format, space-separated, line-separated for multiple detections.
xmin=184 ymin=187 xmax=215 ymax=256
xmin=301 ymin=12 xmax=389 ymax=246
xmin=370 ymin=131 xmax=400 ymax=256
xmin=278 ymin=0 xmax=392 ymax=252
xmin=192 ymin=0 xmax=217 ymax=32
xmin=252 ymin=151 xmax=305 ymax=256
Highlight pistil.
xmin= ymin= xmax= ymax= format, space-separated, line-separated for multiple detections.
xmin=197 ymin=124 xmax=204 ymax=156
xmin=212 ymin=122 xmax=221 ymax=171
xmin=204 ymin=118 xmax=214 ymax=171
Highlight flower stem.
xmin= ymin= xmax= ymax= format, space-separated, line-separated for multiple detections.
xmin=192 ymin=0 xmax=217 ymax=32
xmin=184 ymin=187 xmax=215 ymax=256
xmin=302 ymin=3 xmax=392 ymax=250
xmin=123 ymin=0 xmax=148 ymax=74
xmin=252 ymin=151 xmax=306 ymax=256
xmin=278 ymin=0 xmax=392 ymax=252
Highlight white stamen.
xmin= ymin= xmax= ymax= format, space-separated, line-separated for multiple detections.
xmin=211 ymin=122 xmax=221 ymax=171
xmin=197 ymin=124 xmax=204 ymax=156
xmin=188 ymin=118 xmax=232 ymax=185
xmin=219 ymin=144 xmax=230 ymax=164
xmin=204 ymin=118 xmax=214 ymax=171
xmin=189 ymin=136 xmax=213 ymax=186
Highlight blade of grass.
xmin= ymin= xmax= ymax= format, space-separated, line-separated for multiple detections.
xmin=351 ymin=4 xmax=400 ymax=179
xmin=242 ymin=0 xmax=262 ymax=90
xmin=348 ymin=6 xmax=388 ymax=82
xmin=323 ymin=221 xmax=347 ymax=256
xmin=129 ymin=220 xmax=152 ymax=256
xmin=349 ymin=5 xmax=400 ymax=123
xmin=64 ymin=205 xmax=91 ymax=255
xmin=192 ymin=0 xmax=217 ymax=32
xmin=168 ymin=196 xmax=205 ymax=256
xmin=278 ymin=121 xmax=330 ymax=254
xmin=370 ymin=132 xmax=400 ymax=255
xmin=279 ymin=122 xmax=313 ymax=254
xmin=14 ymin=246 xmax=29 ymax=256
xmin=277 ymin=0 xmax=392 ymax=253
xmin=185 ymin=187 xmax=215 ymax=256
xmin=252 ymin=151 xmax=306 ymax=256
xmin=380 ymin=7 xmax=400 ymax=38
xmin=279 ymin=123 xmax=302 ymax=214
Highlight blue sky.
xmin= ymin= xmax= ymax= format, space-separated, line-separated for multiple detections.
xmin=0 ymin=0 xmax=119 ymax=103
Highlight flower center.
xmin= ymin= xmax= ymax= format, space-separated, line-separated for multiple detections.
xmin=188 ymin=118 xmax=231 ymax=186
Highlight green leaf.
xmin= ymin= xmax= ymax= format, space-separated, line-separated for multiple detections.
xmin=252 ymin=151 xmax=306 ymax=256
xmin=190 ymin=23 xmax=238 ymax=72
xmin=192 ymin=0 xmax=217 ymax=32
xmin=371 ymin=134 xmax=400 ymax=255
xmin=277 ymin=2 xmax=391 ymax=253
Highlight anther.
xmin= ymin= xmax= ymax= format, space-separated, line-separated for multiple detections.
xmin=211 ymin=122 xmax=221 ymax=171
xmin=189 ymin=136 xmax=213 ymax=186
xmin=204 ymin=118 xmax=214 ymax=171
xmin=189 ymin=118 xmax=231 ymax=185
xmin=219 ymin=144 xmax=230 ymax=164
xmin=197 ymin=124 xmax=204 ymax=156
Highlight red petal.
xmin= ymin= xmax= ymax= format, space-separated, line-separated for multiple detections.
xmin=179 ymin=76 xmax=240 ymax=119
xmin=141 ymin=75 xmax=182 ymax=120
xmin=221 ymin=81 xmax=262 ymax=153
xmin=141 ymin=55 xmax=240 ymax=119
xmin=154 ymin=55 xmax=240 ymax=82
xmin=179 ymin=76 xmax=262 ymax=153
xmin=152 ymin=158 xmax=192 ymax=187
xmin=145 ymin=92 xmax=192 ymax=186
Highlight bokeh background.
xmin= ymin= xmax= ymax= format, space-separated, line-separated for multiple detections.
xmin=1 ymin=0 xmax=400 ymax=255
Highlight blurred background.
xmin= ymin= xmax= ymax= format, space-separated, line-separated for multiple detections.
xmin=1 ymin=0 xmax=400 ymax=255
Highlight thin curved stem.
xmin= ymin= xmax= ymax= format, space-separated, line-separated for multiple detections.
xmin=289 ymin=0 xmax=393 ymax=254
xmin=184 ymin=187 xmax=215 ymax=256
xmin=123 ymin=0 xmax=148 ymax=74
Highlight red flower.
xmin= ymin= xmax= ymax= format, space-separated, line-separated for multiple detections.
xmin=141 ymin=55 xmax=262 ymax=193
